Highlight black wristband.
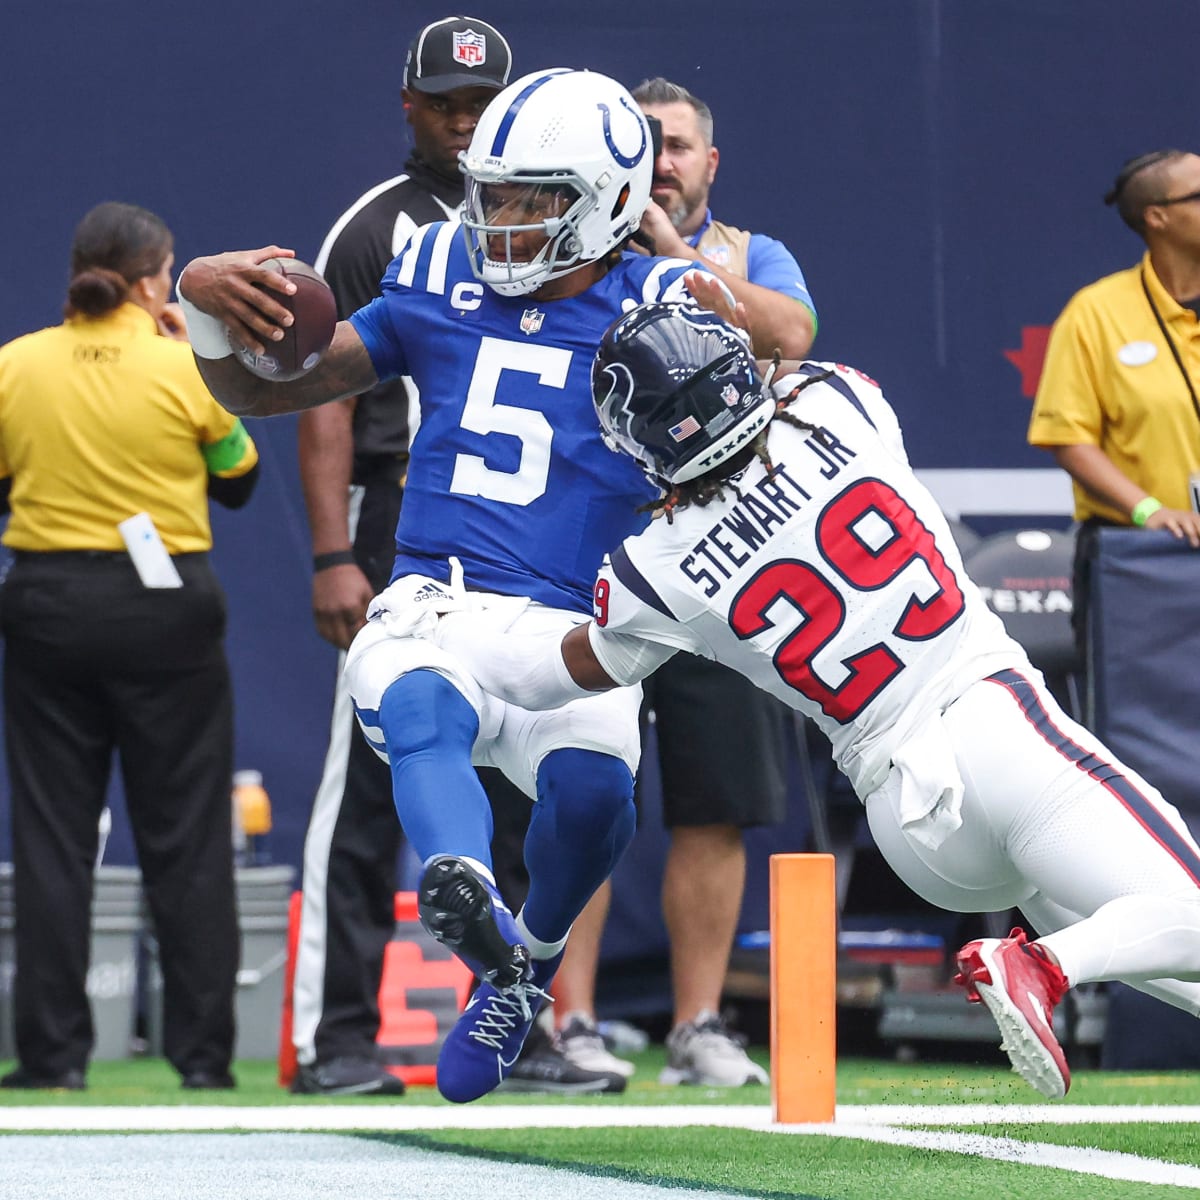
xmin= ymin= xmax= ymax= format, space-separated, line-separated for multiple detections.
xmin=313 ymin=549 xmax=357 ymax=573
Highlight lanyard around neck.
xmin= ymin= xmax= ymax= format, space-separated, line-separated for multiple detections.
xmin=1140 ymin=265 xmax=1200 ymax=426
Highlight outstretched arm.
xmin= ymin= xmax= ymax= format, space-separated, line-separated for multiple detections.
xmin=177 ymin=247 xmax=379 ymax=418
xmin=642 ymin=204 xmax=815 ymax=358
xmin=435 ymin=618 xmax=622 ymax=710
xmin=561 ymin=625 xmax=620 ymax=690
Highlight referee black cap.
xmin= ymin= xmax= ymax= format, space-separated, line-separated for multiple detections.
xmin=404 ymin=16 xmax=512 ymax=95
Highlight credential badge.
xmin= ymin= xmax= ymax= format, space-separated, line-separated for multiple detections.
xmin=452 ymin=30 xmax=486 ymax=67
xmin=520 ymin=308 xmax=545 ymax=335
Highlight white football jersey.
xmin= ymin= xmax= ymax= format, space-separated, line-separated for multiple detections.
xmin=588 ymin=362 xmax=1030 ymax=798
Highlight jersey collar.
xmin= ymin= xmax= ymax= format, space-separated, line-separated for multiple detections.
xmin=405 ymin=153 xmax=467 ymax=210
xmin=66 ymin=302 xmax=159 ymax=336
xmin=1141 ymin=251 xmax=1197 ymax=323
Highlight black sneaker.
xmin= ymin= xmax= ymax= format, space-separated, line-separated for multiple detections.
xmin=181 ymin=1069 xmax=237 ymax=1091
xmin=0 ymin=1066 xmax=86 ymax=1091
xmin=290 ymin=1055 xmax=406 ymax=1096
xmin=497 ymin=1023 xmax=626 ymax=1095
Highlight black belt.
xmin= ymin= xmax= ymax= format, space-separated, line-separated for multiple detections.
xmin=13 ymin=548 xmax=129 ymax=561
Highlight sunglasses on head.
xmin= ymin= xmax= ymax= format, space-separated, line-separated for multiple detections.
xmin=1149 ymin=187 xmax=1200 ymax=208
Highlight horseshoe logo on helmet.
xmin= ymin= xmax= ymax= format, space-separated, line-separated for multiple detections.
xmin=597 ymin=97 xmax=647 ymax=169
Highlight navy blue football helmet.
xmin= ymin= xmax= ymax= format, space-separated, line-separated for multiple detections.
xmin=591 ymin=302 xmax=774 ymax=485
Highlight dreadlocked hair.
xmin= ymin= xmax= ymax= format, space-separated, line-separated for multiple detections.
xmin=647 ymin=368 xmax=835 ymax=521
xmin=774 ymin=366 xmax=834 ymax=441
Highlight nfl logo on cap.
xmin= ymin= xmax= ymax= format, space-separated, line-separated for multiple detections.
xmin=452 ymin=29 xmax=486 ymax=67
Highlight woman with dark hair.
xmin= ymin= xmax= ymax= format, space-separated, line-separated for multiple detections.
xmin=0 ymin=201 xmax=260 ymax=1090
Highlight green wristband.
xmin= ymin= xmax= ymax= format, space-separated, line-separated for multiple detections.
xmin=1131 ymin=496 xmax=1163 ymax=527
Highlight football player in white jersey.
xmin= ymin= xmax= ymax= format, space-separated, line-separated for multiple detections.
xmin=173 ymin=71 xmax=768 ymax=1104
xmin=424 ymin=301 xmax=1200 ymax=1100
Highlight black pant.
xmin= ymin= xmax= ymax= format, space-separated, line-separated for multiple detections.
xmin=295 ymin=477 xmax=530 ymax=1064
xmin=2 ymin=551 xmax=238 ymax=1079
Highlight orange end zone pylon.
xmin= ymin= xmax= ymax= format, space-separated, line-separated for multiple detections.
xmin=770 ymin=852 xmax=837 ymax=1123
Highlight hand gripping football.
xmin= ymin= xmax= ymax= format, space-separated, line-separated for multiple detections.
xmin=233 ymin=258 xmax=337 ymax=381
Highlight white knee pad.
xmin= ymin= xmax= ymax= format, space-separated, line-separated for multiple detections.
xmin=343 ymin=620 xmax=491 ymax=760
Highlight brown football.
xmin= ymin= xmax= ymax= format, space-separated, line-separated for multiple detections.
xmin=233 ymin=258 xmax=337 ymax=382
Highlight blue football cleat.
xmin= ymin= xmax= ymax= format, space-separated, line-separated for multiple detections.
xmin=417 ymin=855 xmax=529 ymax=987
xmin=437 ymin=953 xmax=562 ymax=1103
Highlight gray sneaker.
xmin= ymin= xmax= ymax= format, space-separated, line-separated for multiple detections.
xmin=497 ymin=1023 xmax=626 ymax=1094
xmin=659 ymin=1011 xmax=769 ymax=1087
xmin=557 ymin=1012 xmax=636 ymax=1078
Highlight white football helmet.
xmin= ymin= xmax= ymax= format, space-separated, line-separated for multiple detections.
xmin=460 ymin=68 xmax=653 ymax=297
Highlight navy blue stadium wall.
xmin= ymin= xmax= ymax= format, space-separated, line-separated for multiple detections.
xmin=0 ymin=2 xmax=1196 ymax=921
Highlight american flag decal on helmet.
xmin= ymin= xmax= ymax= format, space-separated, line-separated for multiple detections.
xmin=668 ymin=415 xmax=701 ymax=441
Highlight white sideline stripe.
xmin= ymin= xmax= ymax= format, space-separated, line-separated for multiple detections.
xmin=801 ymin=1123 xmax=1200 ymax=1188
xmin=3 ymin=1103 xmax=1200 ymax=1131
xmin=2 ymin=1105 xmax=1198 ymax=1189
xmin=842 ymin=1103 xmax=1200 ymax=1125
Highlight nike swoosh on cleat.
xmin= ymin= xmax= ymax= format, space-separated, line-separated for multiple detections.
xmin=1025 ymin=990 xmax=1053 ymax=1033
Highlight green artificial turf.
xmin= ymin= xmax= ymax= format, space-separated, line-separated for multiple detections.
xmin=391 ymin=1127 xmax=1195 ymax=1200
xmin=3 ymin=1055 xmax=1198 ymax=1199
xmin=2 ymin=1053 xmax=1198 ymax=1109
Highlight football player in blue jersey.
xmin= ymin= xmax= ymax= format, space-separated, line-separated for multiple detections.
xmin=176 ymin=68 xmax=803 ymax=1103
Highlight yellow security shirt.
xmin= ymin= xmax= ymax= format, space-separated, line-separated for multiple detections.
xmin=0 ymin=303 xmax=258 ymax=552
xmin=1028 ymin=253 xmax=1200 ymax=523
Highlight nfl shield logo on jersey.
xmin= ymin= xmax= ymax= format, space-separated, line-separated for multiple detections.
xmin=452 ymin=29 xmax=486 ymax=67
xmin=721 ymin=382 xmax=739 ymax=406
xmin=520 ymin=308 xmax=545 ymax=335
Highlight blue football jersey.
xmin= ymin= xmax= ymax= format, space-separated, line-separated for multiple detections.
xmin=350 ymin=221 xmax=713 ymax=612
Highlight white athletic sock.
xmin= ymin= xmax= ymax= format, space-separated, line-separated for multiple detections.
xmin=1132 ymin=977 xmax=1200 ymax=1018
xmin=515 ymin=910 xmax=568 ymax=960
xmin=1039 ymin=894 xmax=1200 ymax=989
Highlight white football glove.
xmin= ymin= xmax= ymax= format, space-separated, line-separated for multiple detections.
xmin=366 ymin=556 xmax=469 ymax=640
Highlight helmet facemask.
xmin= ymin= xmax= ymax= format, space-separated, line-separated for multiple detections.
xmin=462 ymin=172 xmax=597 ymax=297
